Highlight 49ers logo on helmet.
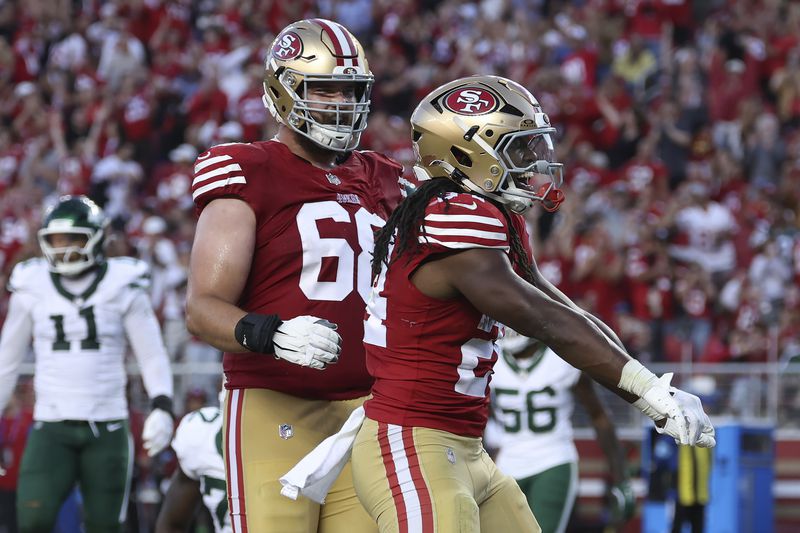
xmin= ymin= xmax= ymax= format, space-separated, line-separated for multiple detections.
xmin=443 ymin=87 xmax=498 ymax=115
xmin=272 ymin=31 xmax=303 ymax=60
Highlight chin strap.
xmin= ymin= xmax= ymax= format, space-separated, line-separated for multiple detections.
xmin=536 ymin=183 xmax=565 ymax=212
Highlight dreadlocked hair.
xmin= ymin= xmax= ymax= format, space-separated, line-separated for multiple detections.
xmin=502 ymin=209 xmax=536 ymax=285
xmin=371 ymin=177 xmax=537 ymax=285
xmin=372 ymin=178 xmax=461 ymax=281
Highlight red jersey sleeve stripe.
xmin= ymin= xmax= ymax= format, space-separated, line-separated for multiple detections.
xmin=194 ymin=154 xmax=232 ymax=173
xmin=192 ymin=176 xmax=247 ymax=201
xmin=418 ymin=235 xmax=510 ymax=250
xmin=193 ymin=163 xmax=244 ymax=187
xmin=424 ymin=213 xmax=505 ymax=227
xmin=422 ymin=225 xmax=507 ymax=241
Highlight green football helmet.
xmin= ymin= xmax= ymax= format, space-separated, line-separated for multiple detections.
xmin=37 ymin=196 xmax=108 ymax=276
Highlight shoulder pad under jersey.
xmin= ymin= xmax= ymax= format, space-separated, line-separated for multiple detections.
xmin=6 ymin=258 xmax=49 ymax=294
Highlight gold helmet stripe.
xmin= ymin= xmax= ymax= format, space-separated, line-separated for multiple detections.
xmin=312 ymin=19 xmax=360 ymax=68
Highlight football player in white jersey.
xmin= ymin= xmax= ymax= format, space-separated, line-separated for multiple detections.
xmin=155 ymin=390 xmax=230 ymax=533
xmin=0 ymin=196 xmax=175 ymax=533
xmin=485 ymin=331 xmax=635 ymax=533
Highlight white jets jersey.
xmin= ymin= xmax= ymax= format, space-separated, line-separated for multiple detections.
xmin=5 ymin=257 xmax=165 ymax=421
xmin=486 ymin=346 xmax=581 ymax=479
xmin=171 ymin=407 xmax=231 ymax=533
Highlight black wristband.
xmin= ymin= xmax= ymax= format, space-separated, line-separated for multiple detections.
xmin=234 ymin=313 xmax=283 ymax=354
xmin=151 ymin=395 xmax=174 ymax=418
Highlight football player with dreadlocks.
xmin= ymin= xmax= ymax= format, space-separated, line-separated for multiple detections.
xmin=348 ymin=76 xmax=715 ymax=532
xmin=0 ymin=196 xmax=174 ymax=533
xmin=185 ymin=18 xmax=408 ymax=533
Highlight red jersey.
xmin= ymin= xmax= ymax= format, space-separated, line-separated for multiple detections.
xmin=191 ymin=141 xmax=405 ymax=400
xmin=364 ymin=193 xmax=527 ymax=438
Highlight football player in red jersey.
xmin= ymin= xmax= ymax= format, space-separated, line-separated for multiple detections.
xmin=185 ymin=19 xmax=408 ymax=533
xmin=352 ymin=76 xmax=715 ymax=532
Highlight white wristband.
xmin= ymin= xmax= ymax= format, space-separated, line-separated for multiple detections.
xmin=633 ymin=397 xmax=665 ymax=421
xmin=617 ymin=359 xmax=659 ymax=397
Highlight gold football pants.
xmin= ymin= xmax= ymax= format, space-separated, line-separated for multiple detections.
xmin=352 ymin=417 xmax=540 ymax=533
xmin=222 ymin=388 xmax=377 ymax=533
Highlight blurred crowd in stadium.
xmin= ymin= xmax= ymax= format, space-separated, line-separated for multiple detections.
xmin=1 ymin=0 xmax=799 ymax=371
xmin=0 ymin=0 xmax=799 ymax=527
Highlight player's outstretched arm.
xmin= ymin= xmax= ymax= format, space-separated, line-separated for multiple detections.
xmin=530 ymin=265 xmax=627 ymax=352
xmin=413 ymin=247 xmax=714 ymax=447
xmin=425 ymin=248 xmax=636 ymax=391
xmin=155 ymin=466 xmax=202 ymax=533
xmin=533 ymin=266 xmax=715 ymax=448
xmin=186 ymin=198 xmax=341 ymax=369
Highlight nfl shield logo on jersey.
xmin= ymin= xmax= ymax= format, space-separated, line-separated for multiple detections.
xmin=279 ymin=424 xmax=294 ymax=440
xmin=326 ymin=173 xmax=341 ymax=185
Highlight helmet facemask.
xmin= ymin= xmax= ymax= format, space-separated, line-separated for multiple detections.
xmin=494 ymin=129 xmax=565 ymax=213
xmin=38 ymin=226 xmax=105 ymax=276
xmin=265 ymin=64 xmax=373 ymax=152
xmin=443 ymin=118 xmax=564 ymax=214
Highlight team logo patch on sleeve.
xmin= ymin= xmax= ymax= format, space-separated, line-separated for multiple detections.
xmin=443 ymin=87 xmax=499 ymax=115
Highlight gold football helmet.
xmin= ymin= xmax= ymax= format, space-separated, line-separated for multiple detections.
xmin=263 ymin=18 xmax=373 ymax=152
xmin=411 ymin=75 xmax=564 ymax=213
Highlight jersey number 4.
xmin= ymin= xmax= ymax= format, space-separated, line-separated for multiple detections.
xmin=49 ymin=306 xmax=99 ymax=351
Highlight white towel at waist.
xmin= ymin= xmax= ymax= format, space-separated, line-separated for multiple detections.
xmin=279 ymin=406 xmax=366 ymax=504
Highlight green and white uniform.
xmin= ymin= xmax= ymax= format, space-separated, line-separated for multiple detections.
xmin=485 ymin=345 xmax=581 ymax=533
xmin=0 ymin=257 xmax=173 ymax=533
xmin=171 ymin=406 xmax=231 ymax=533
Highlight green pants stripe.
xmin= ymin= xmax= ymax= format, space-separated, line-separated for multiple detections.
xmin=515 ymin=462 xmax=578 ymax=533
xmin=16 ymin=420 xmax=133 ymax=533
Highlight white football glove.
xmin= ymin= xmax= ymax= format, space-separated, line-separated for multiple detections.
xmin=142 ymin=408 xmax=174 ymax=457
xmin=634 ymin=373 xmax=716 ymax=448
xmin=272 ymin=316 xmax=342 ymax=370
xmin=669 ymin=386 xmax=716 ymax=448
